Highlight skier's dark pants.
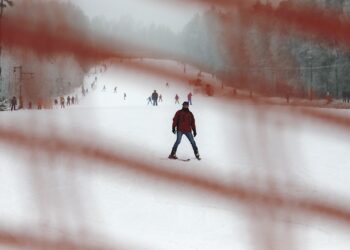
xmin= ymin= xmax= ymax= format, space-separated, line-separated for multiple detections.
xmin=153 ymin=100 xmax=158 ymax=106
xmin=11 ymin=104 xmax=16 ymax=111
xmin=171 ymin=131 xmax=198 ymax=155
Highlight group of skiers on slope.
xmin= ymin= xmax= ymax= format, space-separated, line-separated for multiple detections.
xmin=148 ymin=89 xmax=194 ymax=106
xmin=175 ymin=92 xmax=192 ymax=105
xmin=148 ymin=90 xmax=162 ymax=106
xmin=8 ymin=91 xmax=201 ymax=162
xmin=88 ymin=77 xmax=127 ymax=100
xmin=10 ymin=96 xmax=28 ymax=111
xmin=342 ymin=91 xmax=350 ymax=103
xmin=145 ymin=86 xmax=199 ymax=159
xmin=9 ymin=96 xmax=48 ymax=111
xmin=54 ymin=95 xmax=79 ymax=109
xmin=102 ymin=85 xmax=127 ymax=100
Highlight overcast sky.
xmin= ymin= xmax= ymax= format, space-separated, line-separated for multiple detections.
xmin=71 ymin=0 xmax=206 ymax=33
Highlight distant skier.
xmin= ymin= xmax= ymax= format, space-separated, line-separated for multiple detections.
xmin=54 ymin=99 xmax=58 ymax=105
xmin=72 ymin=96 xmax=75 ymax=105
xmin=10 ymin=96 xmax=17 ymax=111
xmin=147 ymin=96 xmax=152 ymax=105
xmin=325 ymin=91 xmax=332 ymax=104
xmin=187 ymin=92 xmax=193 ymax=105
xmin=19 ymin=96 xmax=23 ymax=109
xmin=232 ymin=88 xmax=237 ymax=96
xmin=67 ymin=96 xmax=71 ymax=106
xmin=175 ymin=94 xmax=180 ymax=104
xmin=159 ymin=94 xmax=163 ymax=102
xmin=169 ymin=101 xmax=200 ymax=160
xmin=37 ymin=99 xmax=42 ymax=110
xmin=166 ymin=82 xmax=169 ymax=88
xmin=151 ymin=90 xmax=158 ymax=106
xmin=124 ymin=93 xmax=127 ymax=100
xmin=82 ymin=86 xmax=86 ymax=96
xmin=342 ymin=91 xmax=347 ymax=103
xmin=114 ymin=86 xmax=117 ymax=93
xmin=60 ymin=96 xmax=65 ymax=108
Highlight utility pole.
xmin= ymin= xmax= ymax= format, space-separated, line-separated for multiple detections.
xmin=335 ymin=65 xmax=338 ymax=98
xmin=13 ymin=65 xmax=21 ymax=96
xmin=19 ymin=72 xmax=34 ymax=99
xmin=13 ymin=65 xmax=34 ymax=100
xmin=306 ymin=55 xmax=313 ymax=101
xmin=333 ymin=49 xmax=339 ymax=99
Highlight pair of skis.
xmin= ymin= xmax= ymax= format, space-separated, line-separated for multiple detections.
xmin=168 ymin=157 xmax=201 ymax=162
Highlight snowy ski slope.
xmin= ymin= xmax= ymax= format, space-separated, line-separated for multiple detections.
xmin=0 ymin=59 xmax=350 ymax=249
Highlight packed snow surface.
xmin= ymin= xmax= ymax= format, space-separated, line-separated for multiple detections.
xmin=1 ymin=59 xmax=350 ymax=249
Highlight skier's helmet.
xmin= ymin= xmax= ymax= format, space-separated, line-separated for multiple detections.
xmin=182 ymin=101 xmax=189 ymax=107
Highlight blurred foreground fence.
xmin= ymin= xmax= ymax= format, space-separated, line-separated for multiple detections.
xmin=2 ymin=0 xmax=350 ymax=249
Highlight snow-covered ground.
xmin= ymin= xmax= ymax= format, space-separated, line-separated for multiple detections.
xmin=1 ymin=59 xmax=350 ymax=249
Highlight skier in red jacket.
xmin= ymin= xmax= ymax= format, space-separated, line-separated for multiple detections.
xmin=169 ymin=101 xmax=200 ymax=160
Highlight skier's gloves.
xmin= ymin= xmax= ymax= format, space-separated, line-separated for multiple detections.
xmin=193 ymin=130 xmax=197 ymax=137
xmin=172 ymin=128 xmax=176 ymax=134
